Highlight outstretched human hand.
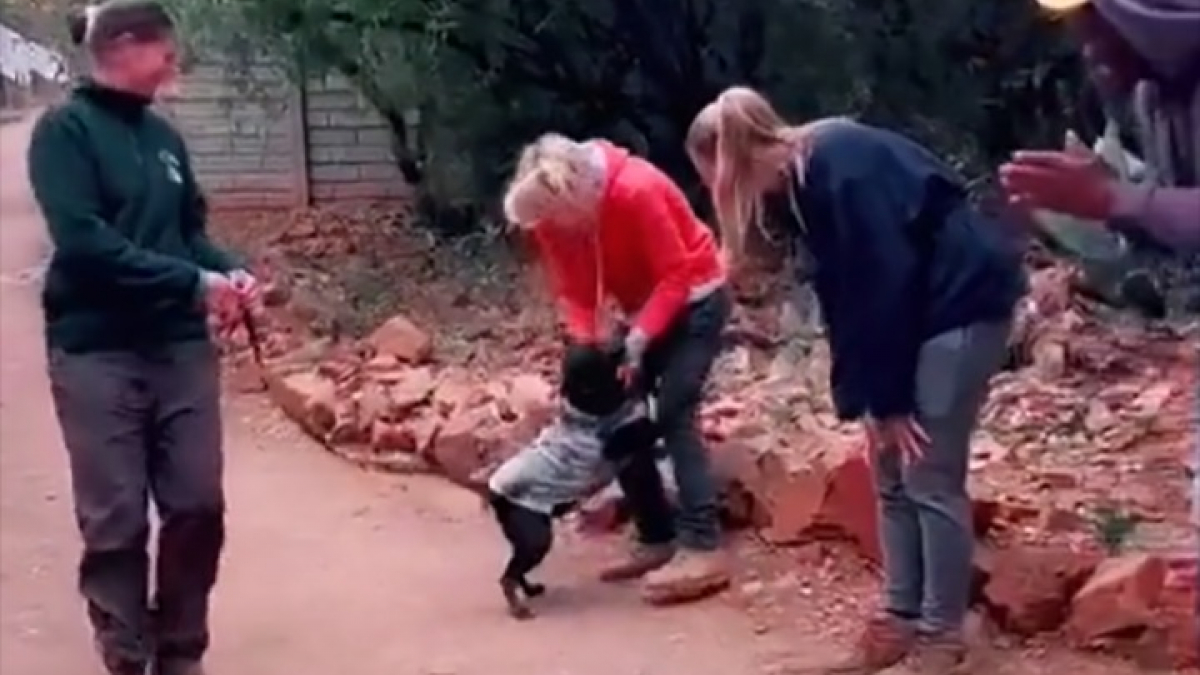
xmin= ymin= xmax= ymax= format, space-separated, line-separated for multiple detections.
xmin=999 ymin=150 xmax=1118 ymax=221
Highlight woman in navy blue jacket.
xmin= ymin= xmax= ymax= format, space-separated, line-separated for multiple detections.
xmin=686 ymin=87 xmax=1026 ymax=675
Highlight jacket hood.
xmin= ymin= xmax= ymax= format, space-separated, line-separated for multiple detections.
xmin=1094 ymin=0 xmax=1200 ymax=84
xmin=593 ymin=140 xmax=631 ymax=192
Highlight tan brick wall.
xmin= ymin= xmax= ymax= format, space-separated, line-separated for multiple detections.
xmin=161 ymin=62 xmax=302 ymax=209
xmin=162 ymin=61 xmax=411 ymax=210
xmin=304 ymin=74 xmax=410 ymax=203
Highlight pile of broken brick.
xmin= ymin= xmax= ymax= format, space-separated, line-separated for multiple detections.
xmin=223 ymin=263 xmax=1198 ymax=670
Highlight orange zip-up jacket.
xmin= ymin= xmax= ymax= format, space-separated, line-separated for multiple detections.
xmin=531 ymin=142 xmax=726 ymax=344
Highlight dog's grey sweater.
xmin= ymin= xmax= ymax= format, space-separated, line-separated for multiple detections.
xmin=488 ymin=402 xmax=646 ymax=515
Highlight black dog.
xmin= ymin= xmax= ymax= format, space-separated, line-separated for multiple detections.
xmin=486 ymin=342 xmax=658 ymax=619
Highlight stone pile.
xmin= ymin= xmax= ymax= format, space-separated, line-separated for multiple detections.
xmin=227 ymin=262 xmax=1196 ymax=669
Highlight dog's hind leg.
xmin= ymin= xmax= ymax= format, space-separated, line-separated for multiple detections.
xmin=500 ymin=509 xmax=554 ymax=619
xmin=514 ymin=511 xmax=553 ymax=587
xmin=491 ymin=496 xmax=537 ymax=619
xmin=500 ymin=575 xmax=534 ymax=620
xmin=518 ymin=578 xmax=546 ymax=597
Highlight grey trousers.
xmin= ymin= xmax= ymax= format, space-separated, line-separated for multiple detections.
xmin=871 ymin=321 xmax=1010 ymax=636
xmin=617 ymin=288 xmax=732 ymax=552
xmin=48 ymin=341 xmax=225 ymax=667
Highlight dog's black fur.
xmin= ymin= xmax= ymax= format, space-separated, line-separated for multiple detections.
xmin=489 ymin=342 xmax=658 ymax=619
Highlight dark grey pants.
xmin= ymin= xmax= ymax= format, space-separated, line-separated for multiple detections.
xmin=873 ymin=321 xmax=1010 ymax=637
xmin=617 ymin=288 xmax=731 ymax=551
xmin=48 ymin=342 xmax=225 ymax=667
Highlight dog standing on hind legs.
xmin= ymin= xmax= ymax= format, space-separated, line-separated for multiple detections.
xmin=486 ymin=342 xmax=659 ymax=619
xmin=487 ymin=493 xmax=555 ymax=617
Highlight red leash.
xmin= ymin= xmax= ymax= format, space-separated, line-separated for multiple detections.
xmin=241 ymin=309 xmax=265 ymax=367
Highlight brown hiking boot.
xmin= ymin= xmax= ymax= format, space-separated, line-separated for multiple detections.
xmin=640 ymin=549 xmax=731 ymax=605
xmin=820 ymin=614 xmax=915 ymax=674
xmin=598 ymin=543 xmax=676 ymax=582
xmin=911 ymin=637 xmax=970 ymax=675
xmin=912 ymin=614 xmax=988 ymax=675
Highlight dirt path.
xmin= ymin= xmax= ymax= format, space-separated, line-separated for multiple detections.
xmin=0 ymin=115 xmax=822 ymax=674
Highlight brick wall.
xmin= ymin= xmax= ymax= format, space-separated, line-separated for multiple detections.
xmin=163 ymin=62 xmax=302 ymax=209
xmin=164 ymin=60 xmax=410 ymax=210
xmin=304 ymin=74 xmax=409 ymax=203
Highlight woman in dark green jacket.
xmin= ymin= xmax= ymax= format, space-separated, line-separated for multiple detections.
xmin=26 ymin=2 xmax=255 ymax=674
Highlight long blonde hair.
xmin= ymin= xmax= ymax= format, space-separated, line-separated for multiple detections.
xmin=503 ymin=133 xmax=604 ymax=228
xmin=686 ymin=87 xmax=840 ymax=265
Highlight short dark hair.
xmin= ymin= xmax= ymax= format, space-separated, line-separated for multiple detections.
xmin=66 ymin=1 xmax=175 ymax=51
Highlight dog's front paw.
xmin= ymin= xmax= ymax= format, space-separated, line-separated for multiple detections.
xmin=522 ymin=581 xmax=546 ymax=598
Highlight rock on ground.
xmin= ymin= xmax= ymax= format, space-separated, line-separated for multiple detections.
xmin=212 ymin=204 xmax=1198 ymax=671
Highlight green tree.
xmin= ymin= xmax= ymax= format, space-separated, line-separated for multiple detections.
xmin=163 ymin=0 xmax=1089 ymax=234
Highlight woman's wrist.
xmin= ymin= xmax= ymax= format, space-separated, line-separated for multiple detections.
xmin=624 ymin=328 xmax=649 ymax=365
xmin=1109 ymin=182 xmax=1151 ymax=228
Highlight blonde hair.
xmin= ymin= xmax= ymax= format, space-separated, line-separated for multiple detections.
xmin=503 ymin=133 xmax=602 ymax=228
xmin=687 ymin=86 xmax=841 ymax=266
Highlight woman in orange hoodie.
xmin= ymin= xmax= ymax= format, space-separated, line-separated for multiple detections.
xmin=504 ymin=133 xmax=731 ymax=604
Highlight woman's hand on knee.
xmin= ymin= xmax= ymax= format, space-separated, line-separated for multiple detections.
xmin=863 ymin=415 xmax=929 ymax=463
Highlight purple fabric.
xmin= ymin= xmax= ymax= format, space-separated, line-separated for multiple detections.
xmin=1114 ymin=184 xmax=1200 ymax=248
xmin=1093 ymin=0 xmax=1200 ymax=84
xmin=1094 ymin=0 xmax=1200 ymax=249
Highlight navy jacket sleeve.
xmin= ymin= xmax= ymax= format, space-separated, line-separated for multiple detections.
xmin=27 ymin=111 xmax=202 ymax=304
xmin=824 ymin=174 xmax=924 ymax=421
